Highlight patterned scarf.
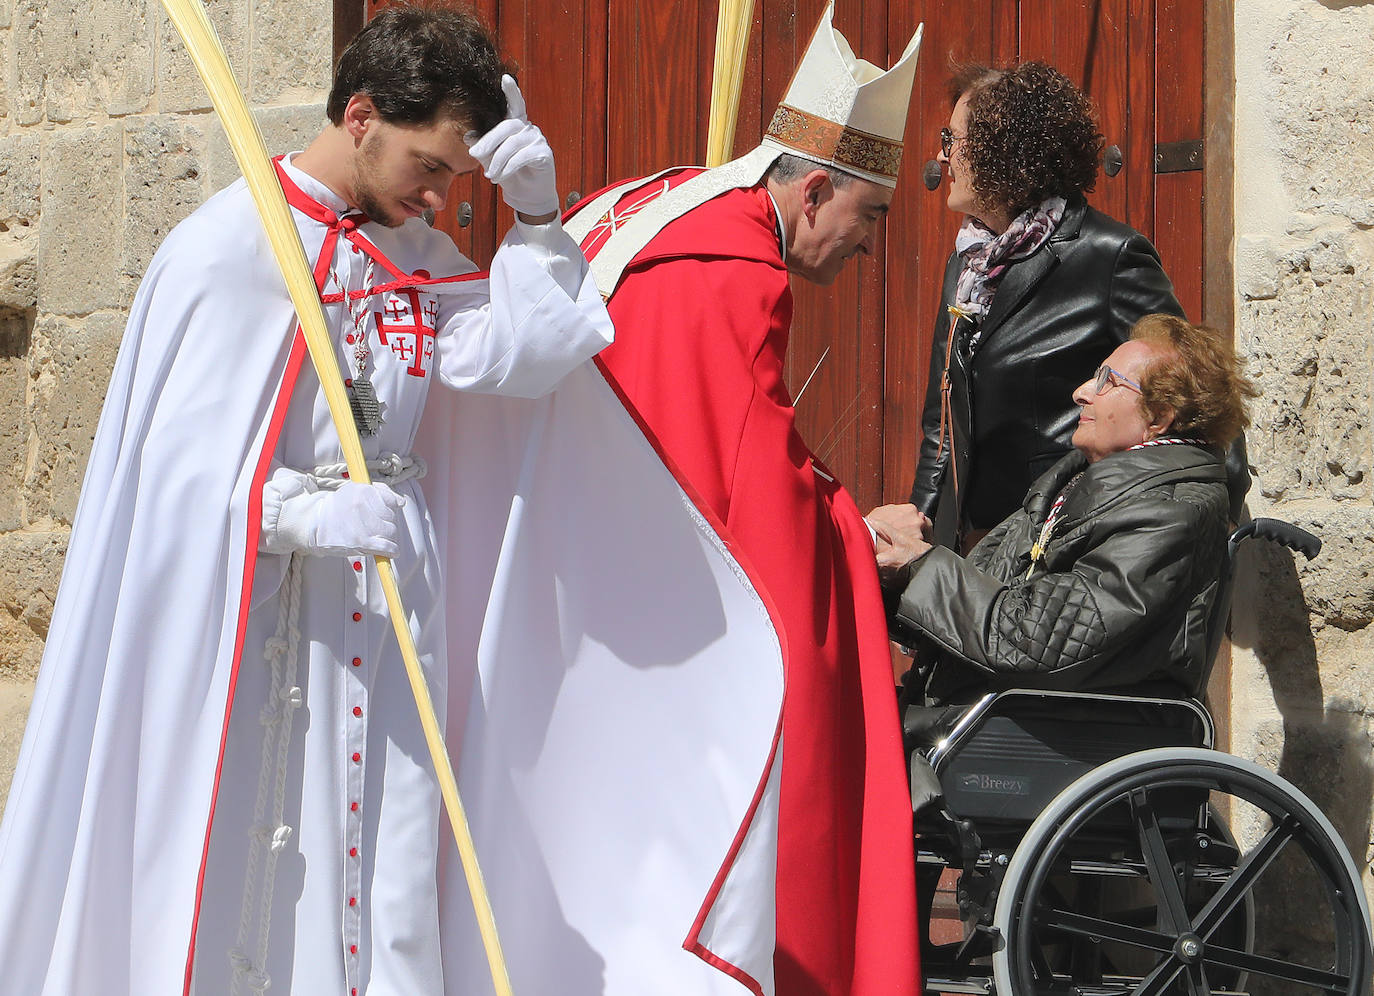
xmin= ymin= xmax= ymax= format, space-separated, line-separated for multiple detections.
xmin=953 ymin=196 xmax=1067 ymax=349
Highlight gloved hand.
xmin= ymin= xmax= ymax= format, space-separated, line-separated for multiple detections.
xmin=266 ymin=480 xmax=405 ymax=558
xmin=465 ymin=75 xmax=559 ymax=218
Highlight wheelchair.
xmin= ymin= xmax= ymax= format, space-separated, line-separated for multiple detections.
xmin=905 ymin=519 xmax=1374 ymax=996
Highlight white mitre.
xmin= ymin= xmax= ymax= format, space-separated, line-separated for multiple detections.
xmin=565 ymin=5 xmax=923 ymax=293
xmin=761 ymin=3 xmax=923 ymax=188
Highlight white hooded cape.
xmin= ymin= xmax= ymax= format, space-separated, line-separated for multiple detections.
xmin=0 ymin=168 xmax=784 ymax=994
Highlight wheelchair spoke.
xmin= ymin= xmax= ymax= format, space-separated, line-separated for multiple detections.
xmin=1197 ymin=940 xmax=1352 ymax=990
xmin=1191 ymin=813 xmax=1295 ymax=939
xmin=1135 ymin=956 xmax=1187 ymax=996
xmin=1037 ymin=907 xmax=1174 ymax=953
xmin=1130 ymin=791 xmax=1193 ymax=935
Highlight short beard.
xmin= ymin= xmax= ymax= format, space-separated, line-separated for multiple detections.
xmin=353 ymin=133 xmax=404 ymax=228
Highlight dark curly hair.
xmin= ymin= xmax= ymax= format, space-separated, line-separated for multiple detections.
xmin=1131 ymin=314 xmax=1257 ymax=447
xmin=327 ymin=3 xmax=510 ymax=134
xmin=949 ymin=61 xmax=1104 ymax=218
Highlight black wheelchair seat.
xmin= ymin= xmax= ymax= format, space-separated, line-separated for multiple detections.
xmin=912 ymin=689 xmax=1212 ymax=826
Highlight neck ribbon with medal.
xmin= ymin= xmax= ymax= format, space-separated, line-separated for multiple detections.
xmin=1024 ymin=435 xmax=1207 ymax=579
xmin=330 ymin=254 xmax=384 ymax=437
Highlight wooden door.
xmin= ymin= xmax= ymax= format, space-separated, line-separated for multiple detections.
xmin=883 ymin=0 xmax=1207 ymax=506
xmin=350 ymin=0 xmax=1209 ymax=512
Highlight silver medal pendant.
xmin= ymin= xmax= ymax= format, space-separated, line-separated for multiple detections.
xmin=347 ymin=373 xmax=383 ymax=437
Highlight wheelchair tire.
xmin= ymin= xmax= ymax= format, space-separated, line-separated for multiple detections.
xmin=991 ymin=747 xmax=1372 ymax=996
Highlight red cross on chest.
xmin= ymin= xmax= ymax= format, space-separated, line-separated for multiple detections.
xmin=374 ymin=287 xmax=437 ymax=378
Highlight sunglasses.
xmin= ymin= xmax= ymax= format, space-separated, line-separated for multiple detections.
xmin=1093 ymin=364 xmax=1143 ymax=396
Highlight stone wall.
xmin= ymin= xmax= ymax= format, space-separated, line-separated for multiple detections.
xmin=1231 ymin=0 xmax=1374 ymax=918
xmin=0 ymin=0 xmax=331 ymax=807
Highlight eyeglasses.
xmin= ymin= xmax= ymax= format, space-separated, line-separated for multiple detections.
xmin=1093 ymin=364 xmax=1143 ymax=396
xmin=939 ymin=127 xmax=965 ymax=158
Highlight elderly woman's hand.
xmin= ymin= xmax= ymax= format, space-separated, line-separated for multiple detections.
xmin=866 ymin=502 xmax=934 ymax=572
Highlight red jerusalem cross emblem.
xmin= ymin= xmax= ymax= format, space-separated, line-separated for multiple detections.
xmin=375 ymin=285 xmax=438 ymax=378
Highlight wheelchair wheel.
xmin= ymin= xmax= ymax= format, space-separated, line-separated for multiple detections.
xmin=991 ymin=748 xmax=1372 ymax=996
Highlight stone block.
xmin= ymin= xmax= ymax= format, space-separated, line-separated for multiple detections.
xmin=1263 ymin=5 xmax=1374 ymax=228
xmin=122 ymin=116 xmax=207 ymax=297
xmin=1288 ymin=505 xmax=1374 ymax=635
xmin=1241 ymin=234 xmax=1374 ymax=502
xmin=0 ymin=23 xmax=9 ymax=122
xmin=0 ymin=355 xmax=24 ymax=533
xmin=0 ymin=237 xmax=36 ymax=314
xmin=1236 ymin=234 xmax=1281 ymax=301
xmin=204 ymin=101 xmax=327 ymax=193
xmin=249 ymin=0 xmax=332 ymax=105
xmin=35 ymin=0 xmax=154 ymax=122
xmin=38 ymin=125 xmax=123 ymax=315
xmin=0 ymin=677 xmax=36 ymax=823
xmin=155 ymin=0 xmax=249 ymax=114
xmin=23 ymin=312 xmax=121 ymax=524
xmin=0 ymin=130 xmax=41 ymax=225
xmin=0 ymin=527 xmax=68 ymax=681
xmin=9 ymin=0 xmax=42 ymax=126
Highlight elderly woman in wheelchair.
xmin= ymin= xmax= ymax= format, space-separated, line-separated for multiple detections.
xmin=867 ymin=315 xmax=1372 ymax=996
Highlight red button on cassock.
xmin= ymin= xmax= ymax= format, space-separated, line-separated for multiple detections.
xmin=350 ymin=847 xmax=358 ymax=858
xmin=353 ymin=707 xmax=363 ymax=717
xmin=352 ymin=612 xmax=362 ymax=622
xmin=346 ymin=334 xmax=356 ymax=344
xmin=350 ymin=802 xmax=359 ymax=812
xmin=352 ymin=561 xmax=362 ymax=572
xmin=352 ymin=657 xmax=362 ymax=667
xmin=350 ymin=944 xmax=358 ymax=954
xmin=349 ymin=896 xmax=357 ymax=907
xmin=352 ymin=752 xmax=361 ymax=763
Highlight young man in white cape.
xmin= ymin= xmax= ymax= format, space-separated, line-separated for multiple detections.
xmin=0 ymin=5 xmax=786 ymax=995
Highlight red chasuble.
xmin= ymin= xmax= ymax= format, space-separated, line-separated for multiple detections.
xmin=578 ymin=172 xmax=920 ymax=996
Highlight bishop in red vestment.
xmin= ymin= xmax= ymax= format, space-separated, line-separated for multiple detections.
xmin=576 ymin=163 xmax=921 ymax=995
xmin=561 ymin=9 xmax=924 ymax=990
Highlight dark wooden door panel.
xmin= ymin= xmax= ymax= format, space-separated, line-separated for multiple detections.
xmin=607 ymin=2 xmax=708 ymax=177
xmin=882 ymin=1 xmax=999 ymax=504
xmin=351 ymin=0 xmax=1207 ymax=514
xmin=497 ymin=0 xmax=604 ymax=226
xmin=781 ymin=0 xmax=889 ymax=508
xmin=1154 ymin=0 xmax=1204 ymax=320
xmin=1022 ymin=0 xmax=1134 ymax=232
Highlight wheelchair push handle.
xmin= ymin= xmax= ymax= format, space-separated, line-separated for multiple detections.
xmin=1229 ymin=517 xmax=1322 ymax=561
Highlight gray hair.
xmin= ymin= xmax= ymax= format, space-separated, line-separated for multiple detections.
xmin=764 ymin=153 xmax=855 ymax=189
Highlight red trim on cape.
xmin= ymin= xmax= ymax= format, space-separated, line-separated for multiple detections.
xmin=319 ymin=269 xmax=486 ymax=304
xmin=273 ymin=156 xmax=489 ymax=292
xmin=183 ymin=164 xmax=351 ymax=989
xmin=181 ymin=329 xmax=309 ymax=993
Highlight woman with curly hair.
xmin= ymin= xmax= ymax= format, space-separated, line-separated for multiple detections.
xmin=910 ymin=61 xmax=1184 ymax=551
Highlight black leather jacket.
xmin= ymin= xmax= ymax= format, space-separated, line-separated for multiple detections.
xmin=890 ymin=442 xmax=1229 ymax=705
xmin=909 ymin=199 xmax=1183 ymax=546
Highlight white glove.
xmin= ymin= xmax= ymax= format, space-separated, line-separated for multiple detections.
xmin=265 ymin=480 xmax=405 ymax=558
xmin=465 ymin=75 xmax=559 ymax=218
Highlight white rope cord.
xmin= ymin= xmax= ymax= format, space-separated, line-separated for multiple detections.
xmin=311 ymin=452 xmax=427 ymax=487
xmin=230 ymin=553 xmax=305 ymax=994
xmin=227 ymin=452 xmax=422 ymax=990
